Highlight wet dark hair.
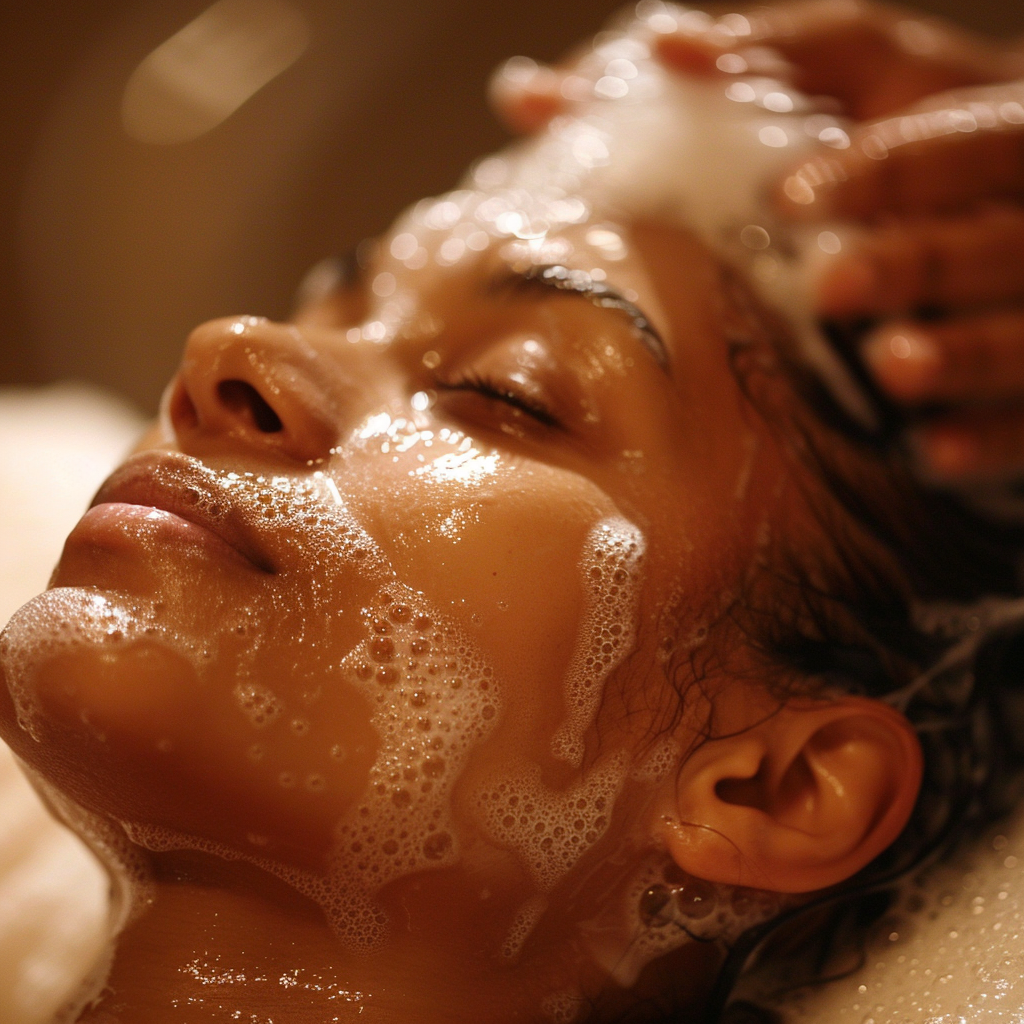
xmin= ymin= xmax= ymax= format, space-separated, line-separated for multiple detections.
xmin=679 ymin=276 xmax=1024 ymax=1022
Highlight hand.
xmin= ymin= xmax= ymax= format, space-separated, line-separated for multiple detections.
xmin=490 ymin=2 xmax=1024 ymax=481
xmin=658 ymin=2 xmax=1024 ymax=481
xmin=493 ymin=1 xmax=1017 ymax=133
xmin=773 ymin=78 xmax=1024 ymax=480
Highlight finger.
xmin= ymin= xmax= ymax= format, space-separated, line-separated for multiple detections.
xmin=651 ymin=0 xmax=1010 ymax=119
xmin=911 ymin=408 xmax=1024 ymax=482
xmin=737 ymin=0 xmax=1007 ymax=119
xmin=778 ymin=94 xmax=1024 ymax=220
xmin=862 ymin=311 xmax=1024 ymax=404
xmin=816 ymin=204 xmax=1024 ymax=316
xmin=488 ymin=57 xmax=567 ymax=135
xmin=654 ymin=29 xmax=791 ymax=81
xmin=652 ymin=31 xmax=724 ymax=79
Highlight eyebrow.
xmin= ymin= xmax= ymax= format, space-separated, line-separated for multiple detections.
xmin=488 ymin=265 xmax=669 ymax=370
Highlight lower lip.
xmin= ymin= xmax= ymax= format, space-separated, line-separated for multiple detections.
xmin=67 ymin=502 xmax=254 ymax=568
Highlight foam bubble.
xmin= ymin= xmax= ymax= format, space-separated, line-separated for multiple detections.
xmin=629 ymin=735 xmax=680 ymax=783
xmin=584 ymin=853 xmax=783 ymax=987
xmin=552 ymin=517 xmax=646 ymax=766
xmin=0 ymin=589 xmax=200 ymax=742
xmin=541 ymin=989 xmax=585 ymax=1023
xmin=501 ymin=895 xmax=548 ymax=962
xmin=90 ymin=571 xmax=504 ymax=955
xmin=233 ymin=682 xmax=283 ymax=728
xmin=477 ymin=751 xmax=627 ymax=892
xmin=327 ymin=582 xmax=502 ymax=948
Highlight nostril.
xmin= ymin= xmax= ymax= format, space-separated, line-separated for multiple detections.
xmin=169 ymin=378 xmax=199 ymax=431
xmin=216 ymin=379 xmax=284 ymax=433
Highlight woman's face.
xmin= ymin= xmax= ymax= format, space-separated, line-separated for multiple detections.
xmin=0 ymin=200 xmax=807 ymax=941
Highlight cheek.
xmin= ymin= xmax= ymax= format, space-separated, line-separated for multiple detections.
xmin=362 ymin=453 xmax=622 ymax=704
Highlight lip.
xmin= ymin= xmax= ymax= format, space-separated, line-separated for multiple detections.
xmin=88 ymin=451 xmax=275 ymax=572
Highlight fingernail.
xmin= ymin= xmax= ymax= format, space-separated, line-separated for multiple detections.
xmin=818 ymin=257 xmax=878 ymax=315
xmin=912 ymin=427 xmax=978 ymax=479
xmin=861 ymin=328 xmax=942 ymax=400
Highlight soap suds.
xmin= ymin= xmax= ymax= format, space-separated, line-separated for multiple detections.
xmin=551 ymin=518 xmax=645 ymax=768
xmin=478 ymin=752 xmax=628 ymax=893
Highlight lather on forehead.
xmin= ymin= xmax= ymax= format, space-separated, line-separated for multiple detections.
xmin=369 ymin=4 xmax=874 ymax=428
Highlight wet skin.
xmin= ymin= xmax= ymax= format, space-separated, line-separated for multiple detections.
xmin=0 ymin=217 xmax=832 ymax=1022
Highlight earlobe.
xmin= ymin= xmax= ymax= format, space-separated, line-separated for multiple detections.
xmin=659 ymin=696 xmax=923 ymax=893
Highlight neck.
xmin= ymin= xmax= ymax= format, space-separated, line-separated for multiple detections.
xmin=76 ymin=852 xmax=721 ymax=1023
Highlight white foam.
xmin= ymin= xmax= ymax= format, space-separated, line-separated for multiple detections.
xmin=477 ymin=751 xmax=627 ymax=893
xmin=393 ymin=3 xmax=876 ymax=431
xmin=0 ymin=589 xmax=201 ymax=744
xmin=116 ymin=581 xmax=503 ymax=953
xmin=500 ymin=895 xmax=548 ymax=962
xmin=541 ymin=988 xmax=585 ymax=1023
xmin=327 ymin=582 xmax=502 ymax=948
xmin=629 ymin=735 xmax=681 ymax=784
xmin=552 ymin=517 xmax=646 ymax=767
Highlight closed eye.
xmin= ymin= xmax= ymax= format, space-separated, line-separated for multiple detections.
xmin=436 ymin=372 xmax=562 ymax=429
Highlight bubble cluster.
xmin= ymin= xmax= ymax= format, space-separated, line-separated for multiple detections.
xmin=325 ymin=583 xmax=501 ymax=949
xmin=172 ymin=460 xmax=390 ymax=582
xmin=596 ymin=855 xmax=782 ymax=987
xmin=477 ymin=752 xmax=626 ymax=892
xmin=541 ymin=989 xmax=585 ymax=1023
xmin=500 ymin=895 xmax=548 ymax=962
xmin=551 ymin=517 xmax=646 ymax=766
xmin=0 ymin=589 xmax=197 ymax=743
xmin=233 ymin=681 xmax=283 ymax=728
xmin=629 ymin=736 xmax=680 ymax=784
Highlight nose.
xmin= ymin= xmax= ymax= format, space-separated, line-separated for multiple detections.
xmin=167 ymin=316 xmax=342 ymax=462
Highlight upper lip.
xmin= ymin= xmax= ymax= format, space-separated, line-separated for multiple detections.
xmin=91 ymin=450 xmax=275 ymax=572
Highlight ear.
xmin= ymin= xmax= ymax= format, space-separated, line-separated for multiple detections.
xmin=660 ymin=696 xmax=922 ymax=893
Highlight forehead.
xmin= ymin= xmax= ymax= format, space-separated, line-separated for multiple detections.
xmin=384 ymin=184 xmax=633 ymax=273
xmin=370 ymin=190 xmax=684 ymax=350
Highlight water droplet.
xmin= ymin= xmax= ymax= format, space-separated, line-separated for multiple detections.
xmin=390 ymin=604 xmax=412 ymax=623
xmin=639 ymin=885 xmax=672 ymax=927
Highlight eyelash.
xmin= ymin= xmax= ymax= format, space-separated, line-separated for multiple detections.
xmin=436 ymin=371 xmax=562 ymax=429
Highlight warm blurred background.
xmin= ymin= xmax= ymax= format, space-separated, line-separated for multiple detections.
xmin=2 ymin=0 xmax=1023 ymax=414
